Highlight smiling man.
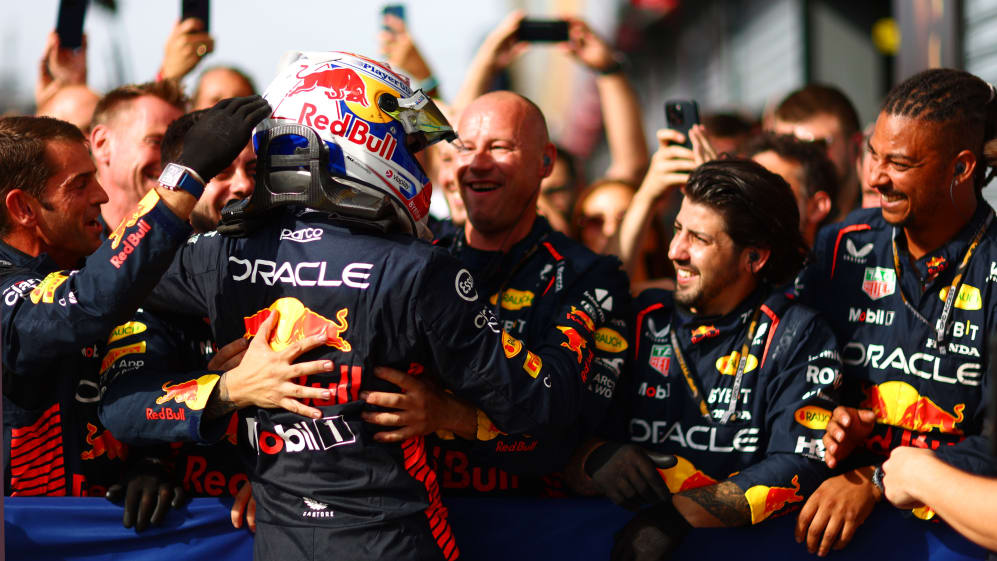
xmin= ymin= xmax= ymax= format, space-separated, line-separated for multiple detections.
xmin=570 ymin=160 xmax=840 ymax=560
xmin=90 ymin=81 xmax=186 ymax=231
xmin=795 ymin=68 xmax=997 ymax=556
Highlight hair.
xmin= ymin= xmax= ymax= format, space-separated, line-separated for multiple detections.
xmin=774 ymin=83 xmax=861 ymax=137
xmin=571 ymin=178 xmax=636 ymax=235
xmin=160 ymin=109 xmax=207 ymax=167
xmin=881 ymin=68 xmax=997 ymax=190
xmin=0 ymin=116 xmax=87 ymax=235
xmin=684 ymin=159 xmax=809 ymax=285
xmin=91 ymin=80 xmax=188 ymax=129
xmin=746 ymin=133 xmax=839 ymax=228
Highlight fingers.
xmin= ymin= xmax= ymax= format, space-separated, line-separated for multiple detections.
xmin=804 ymin=507 xmax=831 ymax=555
xmin=373 ymin=366 xmax=417 ymax=390
xmin=835 ymin=520 xmax=859 ymax=552
xmin=171 ymin=486 xmax=187 ymax=509
xmin=231 ymin=483 xmax=251 ymax=529
xmin=856 ymin=408 xmax=878 ymax=427
xmin=645 ymin=452 xmax=677 ymax=470
xmin=291 ymin=359 xmax=335 ymax=379
xmin=817 ymin=515 xmax=843 ymax=557
xmin=383 ymin=13 xmax=406 ymax=33
xmin=135 ymin=485 xmax=157 ymax=532
xmin=123 ymin=480 xmax=140 ymax=528
xmin=371 ymin=427 xmax=416 ymax=443
xmin=208 ymin=338 xmax=249 ymax=370
xmin=148 ymin=484 xmax=172 ymax=528
xmin=247 ymin=496 xmax=257 ymax=533
xmin=176 ymin=17 xmax=207 ymax=34
xmin=831 ymin=406 xmax=853 ymax=428
xmin=105 ymin=483 xmax=124 ymax=504
xmin=251 ymin=309 xmax=279 ymax=349
xmin=278 ymin=396 xmax=323 ymax=420
xmin=656 ymin=128 xmax=686 ymax=147
xmin=361 ymin=390 xmax=406 ymax=410
xmin=794 ymin=495 xmax=818 ymax=544
xmin=282 ymin=330 xmax=329 ymax=361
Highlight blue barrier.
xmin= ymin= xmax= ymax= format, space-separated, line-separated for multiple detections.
xmin=4 ymin=497 xmax=988 ymax=560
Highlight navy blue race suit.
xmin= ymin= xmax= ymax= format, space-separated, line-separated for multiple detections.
xmin=0 ymin=192 xmax=191 ymax=497
xmin=796 ymin=205 xmax=997 ymax=477
xmin=620 ymin=287 xmax=840 ymax=524
xmin=98 ymin=308 xmax=247 ymax=497
xmin=431 ymin=218 xmax=630 ymax=497
xmin=99 ymin=207 xmax=598 ymax=561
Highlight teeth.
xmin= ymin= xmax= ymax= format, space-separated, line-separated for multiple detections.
xmin=677 ymin=269 xmax=693 ymax=279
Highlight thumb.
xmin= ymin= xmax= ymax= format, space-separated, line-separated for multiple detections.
xmin=857 ymin=408 xmax=878 ymax=426
xmin=645 ymin=452 xmax=677 ymax=469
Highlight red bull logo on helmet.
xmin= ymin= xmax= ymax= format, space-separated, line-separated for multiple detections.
xmin=745 ymin=474 xmax=803 ymax=524
xmin=244 ymin=297 xmax=352 ymax=353
xmin=289 ymin=65 xmax=368 ymax=106
xmin=861 ymin=380 xmax=965 ymax=434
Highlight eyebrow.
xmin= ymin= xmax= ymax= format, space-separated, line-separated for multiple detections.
xmin=675 ymin=221 xmax=715 ymax=242
xmin=866 ymin=138 xmax=917 ymax=163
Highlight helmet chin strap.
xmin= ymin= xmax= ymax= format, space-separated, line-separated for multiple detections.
xmin=218 ymin=123 xmax=419 ymax=237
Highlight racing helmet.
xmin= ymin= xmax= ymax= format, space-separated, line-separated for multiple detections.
xmin=227 ymin=51 xmax=454 ymax=237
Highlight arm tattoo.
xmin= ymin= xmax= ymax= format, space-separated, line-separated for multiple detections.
xmin=204 ymin=373 xmax=238 ymax=420
xmin=679 ymin=480 xmax=751 ymax=527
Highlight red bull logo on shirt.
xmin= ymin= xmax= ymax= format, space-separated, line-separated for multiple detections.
xmin=243 ymin=297 xmax=352 ymax=353
xmin=660 ymin=455 xmax=719 ymax=493
xmin=566 ymin=306 xmax=595 ymax=332
xmin=860 ymin=380 xmax=965 ymax=434
xmin=155 ymin=374 xmax=219 ymax=411
xmin=557 ymin=325 xmax=587 ymax=364
xmin=691 ymin=325 xmax=719 ymax=344
xmin=745 ymin=474 xmax=803 ymax=524
xmin=80 ymin=423 xmax=127 ymax=461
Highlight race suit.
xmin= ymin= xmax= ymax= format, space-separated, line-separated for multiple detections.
xmin=98 ymin=308 xmax=247 ymax=497
xmin=100 ymin=207 xmax=597 ymax=561
xmin=796 ymin=204 xmax=996 ymax=476
xmin=431 ymin=218 xmax=630 ymax=496
xmin=0 ymin=191 xmax=191 ymax=496
xmin=619 ymin=287 xmax=841 ymax=524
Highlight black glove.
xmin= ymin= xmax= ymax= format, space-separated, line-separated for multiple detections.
xmin=176 ymin=95 xmax=271 ymax=182
xmin=585 ymin=442 xmax=676 ymax=510
xmin=106 ymin=456 xmax=187 ymax=532
xmin=611 ymin=500 xmax=691 ymax=561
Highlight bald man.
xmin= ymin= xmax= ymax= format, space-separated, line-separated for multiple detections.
xmin=35 ymin=85 xmax=99 ymax=134
xmin=191 ymin=67 xmax=256 ymax=111
xmin=366 ymin=91 xmax=632 ymax=498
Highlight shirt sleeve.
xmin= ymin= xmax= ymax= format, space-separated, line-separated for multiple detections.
xmin=1 ymin=192 xmax=192 ymax=375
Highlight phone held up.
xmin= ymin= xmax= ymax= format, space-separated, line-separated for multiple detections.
xmin=517 ymin=19 xmax=569 ymax=42
xmin=55 ymin=0 xmax=88 ymax=50
xmin=181 ymin=0 xmax=211 ymax=32
xmin=665 ymin=100 xmax=700 ymax=150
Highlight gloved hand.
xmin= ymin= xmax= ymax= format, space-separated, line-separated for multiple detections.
xmin=585 ymin=441 xmax=676 ymax=510
xmin=177 ymin=95 xmax=271 ymax=182
xmin=106 ymin=457 xmax=187 ymax=532
xmin=611 ymin=500 xmax=691 ymax=561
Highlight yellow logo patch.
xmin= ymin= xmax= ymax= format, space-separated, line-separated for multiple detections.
xmin=108 ymin=321 xmax=148 ymax=344
xmin=715 ymin=351 xmax=758 ymax=375
xmin=100 ymin=341 xmax=147 ymax=375
xmin=29 ymin=272 xmax=68 ymax=304
xmin=489 ymin=289 xmax=535 ymax=311
xmin=939 ymin=284 xmax=982 ymax=310
xmin=594 ymin=327 xmax=628 ymax=353
xmin=794 ymin=406 xmax=832 ymax=429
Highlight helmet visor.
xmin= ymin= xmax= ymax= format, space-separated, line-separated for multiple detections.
xmin=378 ymin=89 xmax=456 ymax=148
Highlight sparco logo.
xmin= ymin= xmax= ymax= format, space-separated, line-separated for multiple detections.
xmin=230 ymin=257 xmax=372 ymax=288
xmin=848 ymin=307 xmax=895 ymax=326
xmin=246 ymin=415 xmax=356 ymax=455
xmin=280 ymin=228 xmax=323 ymax=243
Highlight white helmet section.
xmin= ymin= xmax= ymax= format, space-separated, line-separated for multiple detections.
xmin=255 ymin=51 xmax=433 ymax=223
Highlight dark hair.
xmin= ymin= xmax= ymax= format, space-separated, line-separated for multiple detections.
xmin=684 ymin=159 xmax=808 ymax=285
xmin=160 ymin=109 xmax=207 ymax=167
xmin=91 ymin=80 xmax=187 ymax=129
xmin=881 ymin=68 xmax=997 ymax=190
xmin=774 ymin=83 xmax=860 ymax=137
xmin=0 ymin=116 xmax=86 ymax=235
xmin=746 ymin=133 xmax=840 ymax=228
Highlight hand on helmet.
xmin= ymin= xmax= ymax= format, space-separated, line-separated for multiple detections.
xmin=177 ymin=95 xmax=271 ymax=182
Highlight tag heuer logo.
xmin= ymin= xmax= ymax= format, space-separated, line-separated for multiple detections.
xmin=648 ymin=344 xmax=672 ymax=376
xmin=844 ymin=239 xmax=874 ymax=263
xmin=862 ymin=267 xmax=896 ymax=300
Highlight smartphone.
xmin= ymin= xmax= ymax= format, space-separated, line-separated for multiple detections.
xmin=518 ymin=19 xmax=569 ymax=42
xmin=55 ymin=0 xmax=88 ymax=50
xmin=181 ymin=0 xmax=210 ymax=32
xmin=665 ymin=100 xmax=701 ymax=149
xmin=382 ymin=4 xmax=406 ymax=23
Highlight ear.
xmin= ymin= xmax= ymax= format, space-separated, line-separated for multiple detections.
xmin=806 ymin=190 xmax=832 ymax=227
xmin=848 ymin=130 xmax=864 ymax=161
xmin=743 ymin=246 xmax=771 ymax=275
xmin=90 ymin=124 xmax=111 ymax=166
xmin=541 ymin=142 xmax=556 ymax=179
xmin=954 ymin=149 xmax=976 ymax=184
xmin=5 ymin=189 xmax=39 ymax=229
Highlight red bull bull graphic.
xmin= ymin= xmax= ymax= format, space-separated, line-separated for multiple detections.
xmin=744 ymin=474 xmax=803 ymax=524
xmin=80 ymin=423 xmax=128 ymax=461
xmin=861 ymin=381 xmax=965 ymax=434
xmin=660 ymin=455 xmax=719 ymax=493
xmin=690 ymin=325 xmax=719 ymax=344
xmin=925 ymin=256 xmax=948 ymax=280
xmin=107 ymin=190 xmax=159 ymax=250
xmin=155 ymin=374 xmax=220 ymax=411
xmin=556 ymin=325 xmax=587 ymax=363
xmin=243 ymin=297 xmax=352 ymax=353
xmin=566 ymin=306 xmax=595 ymax=332
xmin=289 ymin=65 xmax=368 ymax=105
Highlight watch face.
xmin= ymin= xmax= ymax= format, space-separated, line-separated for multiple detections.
xmin=160 ymin=164 xmax=184 ymax=187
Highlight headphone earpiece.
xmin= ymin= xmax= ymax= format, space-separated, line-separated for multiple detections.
xmin=749 ymin=251 xmax=759 ymax=262
xmin=543 ymin=155 xmax=552 ymax=167
xmin=956 ymin=162 xmax=966 ymax=175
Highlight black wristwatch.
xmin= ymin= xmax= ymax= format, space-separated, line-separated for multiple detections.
xmin=158 ymin=163 xmax=206 ymax=199
xmin=872 ymin=464 xmax=885 ymax=495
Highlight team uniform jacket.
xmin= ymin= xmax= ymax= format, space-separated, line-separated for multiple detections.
xmin=619 ymin=287 xmax=840 ymax=524
xmin=0 ymin=192 xmax=191 ymax=497
xmin=100 ymin=207 xmax=599 ymax=561
xmin=98 ymin=308 xmax=247 ymax=497
xmin=431 ymin=218 xmax=630 ymax=496
xmin=797 ymin=205 xmax=997 ymax=475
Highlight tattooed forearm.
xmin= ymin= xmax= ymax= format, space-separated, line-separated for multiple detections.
xmin=678 ymin=481 xmax=750 ymax=527
xmin=204 ymin=373 xmax=238 ymax=420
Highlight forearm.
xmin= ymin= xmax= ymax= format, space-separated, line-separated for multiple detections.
xmin=596 ymin=73 xmax=648 ymax=184
xmin=902 ymin=457 xmax=997 ymax=550
xmin=673 ymin=480 xmax=751 ymax=527
xmin=612 ymin=187 xmax=661 ymax=276
xmin=452 ymin=53 xmax=501 ymax=114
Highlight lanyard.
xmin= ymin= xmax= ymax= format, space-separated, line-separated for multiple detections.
xmin=451 ymin=230 xmax=548 ymax=321
xmin=669 ymin=305 xmax=763 ymax=424
xmin=890 ymin=210 xmax=993 ymax=355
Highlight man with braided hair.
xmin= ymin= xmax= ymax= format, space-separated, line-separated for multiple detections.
xmin=795 ymin=68 xmax=997 ymax=556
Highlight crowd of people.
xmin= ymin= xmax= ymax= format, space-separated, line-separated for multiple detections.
xmin=3 ymin=8 xmax=997 ymax=561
